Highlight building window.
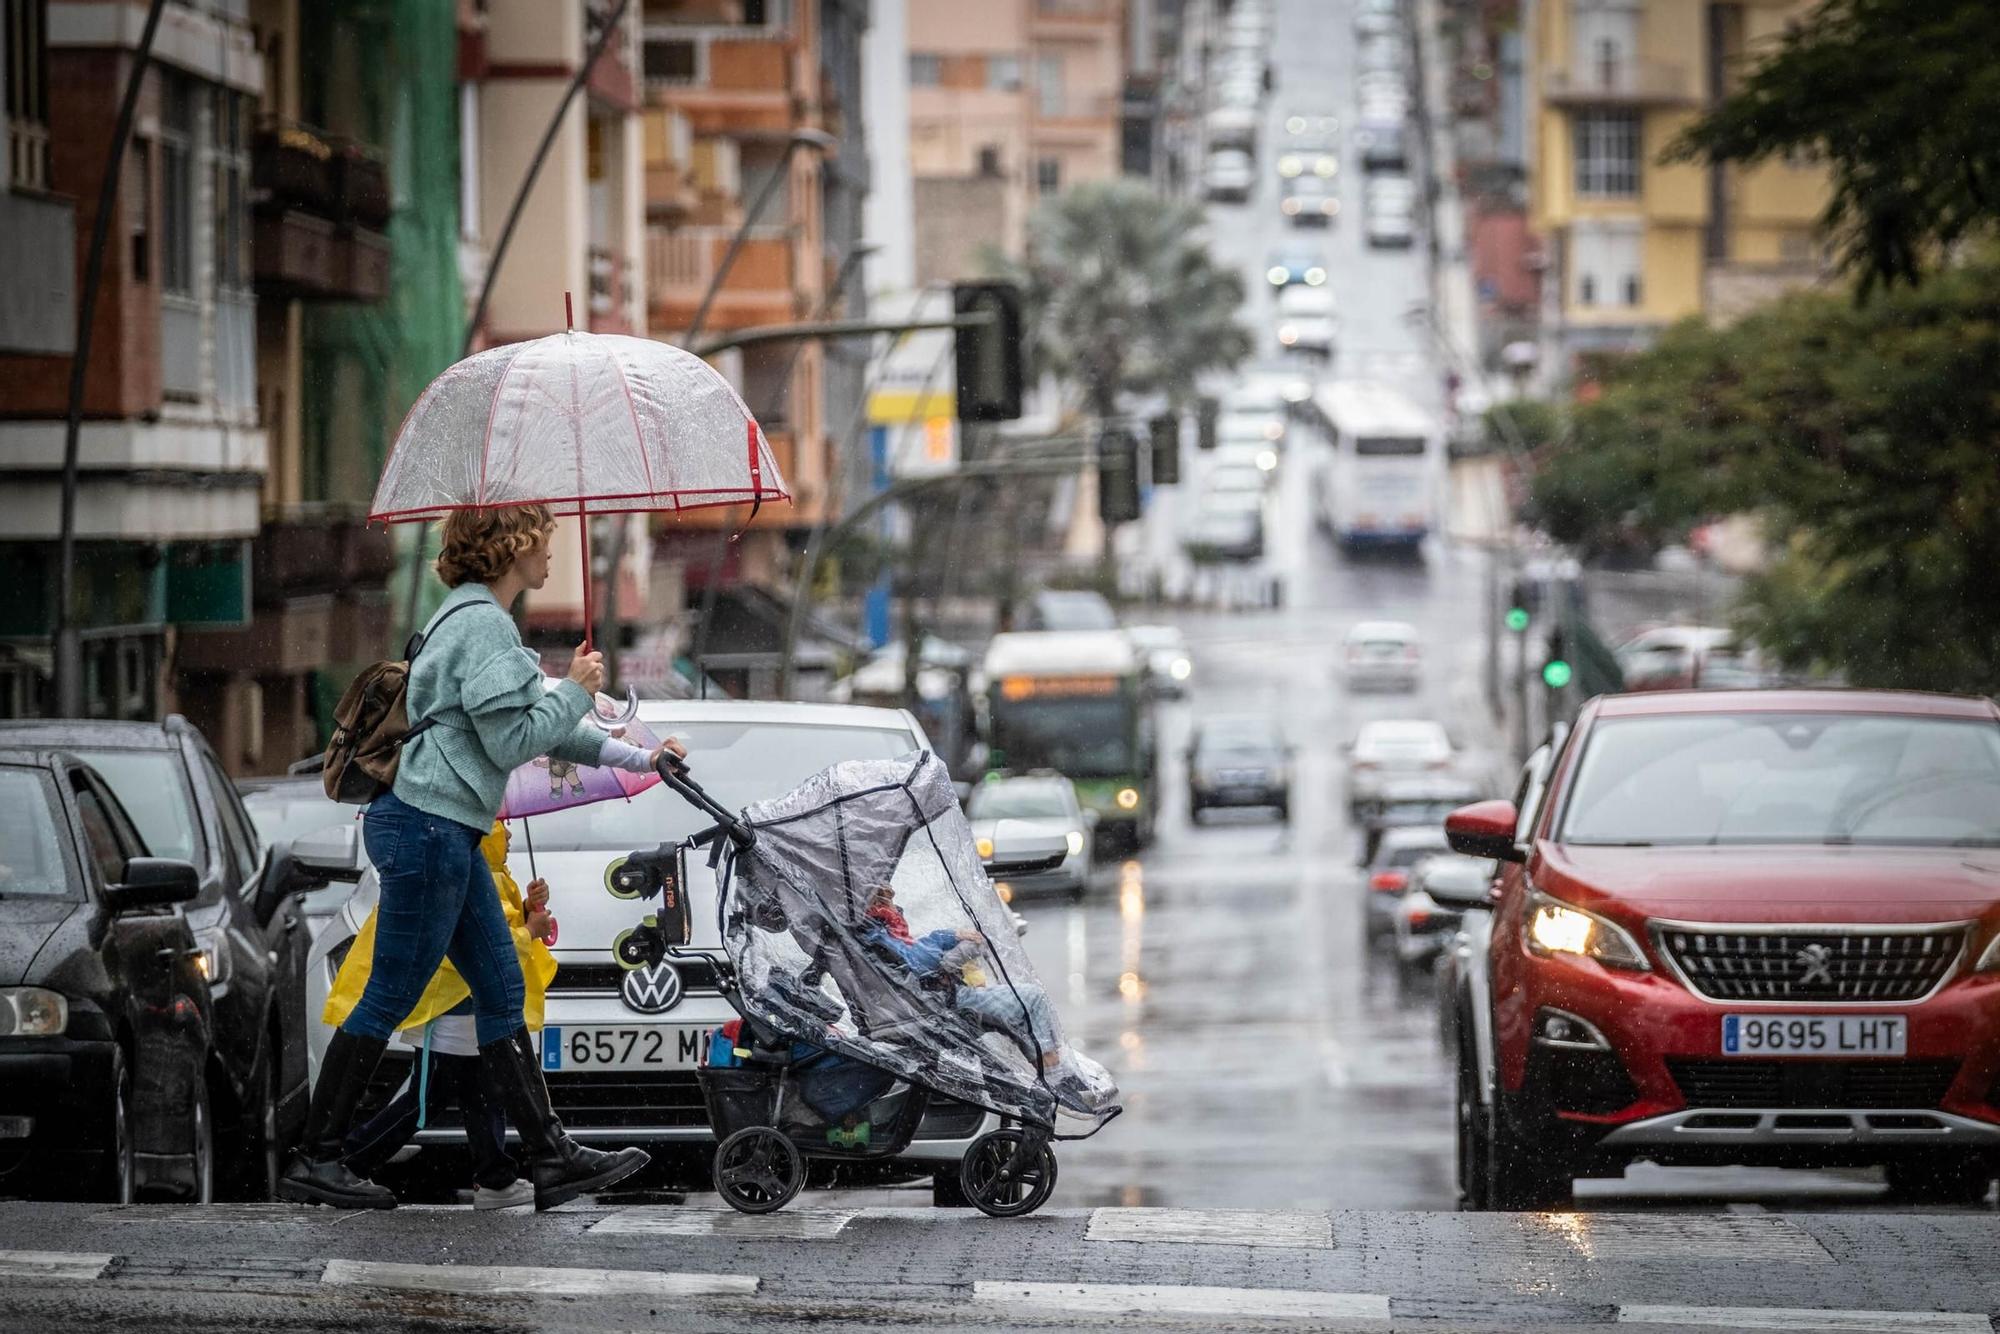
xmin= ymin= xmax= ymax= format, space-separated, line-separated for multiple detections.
xmin=129 ymin=138 xmax=152 ymax=281
xmin=909 ymin=53 xmax=941 ymax=87
xmin=1573 ymin=109 xmax=1639 ymax=197
xmin=988 ymin=54 xmax=1022 ymax=92
xmin=458 ymin=82 xmax=482 ymax=243
xmin=1571 ymin=224 xmax=1642 ymax=310
xmin=5 ymin=0 xmax=52 ymax=191
xmin=643 ymin=38 xmax=697 ymax=84
xmin=210 ymin=88 xmax=248 ymax=292
xmin=1036 ymin=156 xmax=1061 ymax=195
xmin=1036 ymin=55 xmax=1064 ymax=117
xmin=977 ymin=144 xmax=1002 ymax=176
xmin=160 ymin=73 xmax=196 ymax=296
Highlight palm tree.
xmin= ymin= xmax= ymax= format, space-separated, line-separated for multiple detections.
xmin=997 ymin=180 xmax=1252 ymax=419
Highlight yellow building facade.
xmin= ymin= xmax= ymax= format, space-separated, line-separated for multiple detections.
xmin=1528 ymin=0 xmax=1829 ymax=365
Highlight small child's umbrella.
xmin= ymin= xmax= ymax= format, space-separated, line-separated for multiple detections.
xmin=500 ymin=694 xmax=669 ymax=885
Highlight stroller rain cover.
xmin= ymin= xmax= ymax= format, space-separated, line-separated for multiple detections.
xmin=719 ymin=750 xmax=1119 ymax=1136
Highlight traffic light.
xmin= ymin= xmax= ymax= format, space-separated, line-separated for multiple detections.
xmin=1149 ymin=413 xmax=1180 ymax=485
xmin=1196 ymin=396 xmax=1219 ymax=451
xmin=1505 ymin=606 xmax=1530 ymax=633
xmin=1098 ymin=430 xmax=1142 ymax=526
xmin=1542 ymin=626 xmax=1572 ymax=689
xmin=953 ymin=282 xmax=1024 ymax=422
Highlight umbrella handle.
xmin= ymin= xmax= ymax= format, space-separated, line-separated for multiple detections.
xmin=583 ymin=683 xmax=641 ymax=732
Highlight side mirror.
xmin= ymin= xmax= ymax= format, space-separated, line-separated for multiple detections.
xmin=982 ymin=819 xmax=1069 ymax=878
xmin=1445 ymin=800 xmax=1525 ymax=863
xmin=292 ymin=826 xmax=362 ymax=882
xmin=105 ymin=857 xmax=201 ymax=911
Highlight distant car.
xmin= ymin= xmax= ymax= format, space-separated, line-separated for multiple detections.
xmin=1362 ymin=824 xmax=1450 ymax=944
xmin=1344 ymin=619 xmax=1422 ymax=692
xmin=1187 ymin=714 xmax=1292 ymax=823
xmin=1357 ymin=775 xmax=1487 ymax=864
xmin=1183 ymin=504 xmax=1265 ymax=564
xmin=1280 ymin=172 xmax=1340 ymax=226
xmin=1276 ymin=146 xmax=1337 ymax=181
xmin=0 ymin=748 xmax=211 ymax=1203
xmin=1365 ymin=198 xmax=1416 ymax=249
xmin=1347 ymin=718 xmax=1457 ymax=816
xmin=1205 ymin=105 xmax=1259 ymax=151
xmin=1393 ymin=854 xmax=1494 ymax=979
xmin=1025 ymin=589 xmax=1119 ymax=632
xmin=238 ymin=777 xmax=372 ymax=934
xmin=1613 ymin=624 xmax=1736 ymax=691
xmin=1 ymin=717 xmax=322 ymax=1200
xmin=966 ymin=775 xmax=1094 ymax=900
xmin=1357 ymin=121 xmax=1408 ymax=171
xmin=1126 ymin=624 xmax=1194 ymax=698
xmin=1357 ymin=36 xmax=1405 ymax=76
xmin=1204 ymin=148 xmax=1256 ymax=203
xmin=1275 ymin=285 xmax=1336 ymax=356
xmin=1265 ymin=247 xmax=1327 ymax=288
xmin=1213 ymin=441 xmax=1280 ymax=480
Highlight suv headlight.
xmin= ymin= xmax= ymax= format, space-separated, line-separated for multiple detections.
xmin=1524 ymin=887 xmax=1650 ymax=971
xmin=1976 ymin=931 xmax=2000 ymax=972
xmin=0 ymin=988 xmax=69 ymax=1038
xmin=192 ymin=926 xmax=232 ymax=986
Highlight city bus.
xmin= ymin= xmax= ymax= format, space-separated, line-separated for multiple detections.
xmin=980 ymin=630 xmax=1156 ymax=850
xmin=1305 ymin=380 xmax=1440 ymax=552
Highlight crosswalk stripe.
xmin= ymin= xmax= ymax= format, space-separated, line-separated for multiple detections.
xmin=974 ymin=1281 xmax=1389 ymax=1320
xmin=1086 ymin=1207 xmax=1333 ymax=1248
xmin=589 ymin=1207 xmax=856 ymax=1240
xmin=1617 ymin=1305 xmax=1991 ymax=1332
xmin=318 ymin=1258 xmax=757 ymax=1299
xmin=0 ymin=1251 xmax=114 ymax=1282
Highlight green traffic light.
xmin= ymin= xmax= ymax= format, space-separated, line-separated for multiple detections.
xmin=1542 ymin=660 xmax=1574 ymax=689
xmin=1505 ymin=608 xmax=1530 ymax=632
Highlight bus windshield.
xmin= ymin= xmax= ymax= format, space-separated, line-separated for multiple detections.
xmin=991 ymin=695 xmax=1135 ymax=777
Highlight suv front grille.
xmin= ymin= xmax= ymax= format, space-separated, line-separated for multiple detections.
xmin=546 ymin=959 xmax=723 ymax=997
xmin=1658 ymin=926 xmax=1965 ymax=1002
xmin=1669 ymin=1059 xmax=1959 ymax=1109
xmin=545 ymin=1070 xmax=710 ymax=1129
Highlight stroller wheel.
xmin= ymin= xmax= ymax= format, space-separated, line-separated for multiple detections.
xmin=603 ymin=856 xmax=643 ymax=900
xmin=960 ymin=1128 xmax=1058 ymax=1218
xmin=713 ymin=1127 xmax=804 ymax=1214
xmin=611 ymin=927 xmax=659 ymax=971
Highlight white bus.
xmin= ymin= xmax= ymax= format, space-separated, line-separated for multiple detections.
xmin=1306 ymin=380 xmax=1439 ymax=551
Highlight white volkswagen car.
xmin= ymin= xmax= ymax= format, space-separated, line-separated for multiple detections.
xmin=294 ymin=700 xmax=999 ymax=1202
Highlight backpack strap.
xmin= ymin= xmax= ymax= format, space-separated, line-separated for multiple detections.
xmin=400 ymin=597 xmax=508 ymax=745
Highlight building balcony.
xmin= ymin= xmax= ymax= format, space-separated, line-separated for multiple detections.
xmin=1543 ymin=62 xmax=1695 ymax=107
xmin=647 ymin=224 xmax=798 ymax=331
xmin=588 ymin=244 xmax=635 ymax=333
xmin=250 ymin=510 xmax=397 ymax=606
xmin=253 ymin=120 xmax=391 ymax=227
xmin=1031 ymin=0 xmax=1118 ymax=32
xmin=642 ymin=25 xmax=796 ymax=136
xmin=644 ymin=105 xmax=701 ymax=218
xmin=253 ymin=209 xmax=390 ymax=301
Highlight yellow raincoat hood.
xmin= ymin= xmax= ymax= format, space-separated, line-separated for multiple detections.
xmin=323 ymin=821 xmax=558 ymax=1033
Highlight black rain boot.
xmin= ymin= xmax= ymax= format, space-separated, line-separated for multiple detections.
xmin=479 ymin=1027 xmax=650 ymax=1211
xmin=276 ymin=1030 xmax=398 ymax=1209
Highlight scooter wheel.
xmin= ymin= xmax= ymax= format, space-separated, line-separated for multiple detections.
xmin=714 ymin=1127 xmax=804 ymax=1214
xmin=611 ymin=927 xmax=657 ymax=970
xmin=603 ymin=856 xmax=644 ymax=900
xmin=960 ymin=1128 xmax=1058 ymax=1218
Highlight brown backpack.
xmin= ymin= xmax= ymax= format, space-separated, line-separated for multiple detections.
xmin=321 ymin=600 xmax=486 ymax=804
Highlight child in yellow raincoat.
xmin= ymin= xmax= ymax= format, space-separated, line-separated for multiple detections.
xmin=324 ymin=821 xmax=556 ymax=1209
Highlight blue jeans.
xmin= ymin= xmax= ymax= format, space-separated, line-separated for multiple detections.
xmin=956 ymin=980 xmax=1060 ymax=1063
xmin=343 ymin=789 xmax=526 ymax=1046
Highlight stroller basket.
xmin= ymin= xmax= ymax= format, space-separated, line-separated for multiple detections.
xmin=698 ymin=1065 xmax=777 ymax=1140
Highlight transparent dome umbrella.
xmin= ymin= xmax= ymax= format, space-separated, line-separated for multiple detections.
xmin=369 ymin=328 xmax=791 ymax=646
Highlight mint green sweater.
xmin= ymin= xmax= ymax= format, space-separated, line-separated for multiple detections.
xmin=393 ymin=583 xmax=609 ymax=831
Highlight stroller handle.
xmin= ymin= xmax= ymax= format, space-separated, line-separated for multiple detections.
xmin=654 ymin=752 xmax=756 ymax=848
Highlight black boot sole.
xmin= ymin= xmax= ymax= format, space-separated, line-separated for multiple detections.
xmin=533 ymin=1148 xmax=651 ymax=1212
xmin=276 ymin=1176 xmax=399 ymax=1210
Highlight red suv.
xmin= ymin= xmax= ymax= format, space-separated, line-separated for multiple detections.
xmin=1443 ymin=690 xmax=2000 ymax=1209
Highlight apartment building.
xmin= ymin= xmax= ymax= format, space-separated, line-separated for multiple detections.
xmin=1528 ymin=0 xmax=1828 ymax=373
xmin=905 ymin=0 xmax=1126 ymax=282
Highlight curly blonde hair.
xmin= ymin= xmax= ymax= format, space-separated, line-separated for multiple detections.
xmin=434 ymin=504 xmax=556 ymax=587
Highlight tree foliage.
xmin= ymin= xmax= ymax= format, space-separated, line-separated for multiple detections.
xmin=992 ymin=180 xmax=1253 ymax=416
xmin=1527 ymin=257 xmax=2000 ymax=691
xmin=1666 ymin=0 xmax=2000 ymax=293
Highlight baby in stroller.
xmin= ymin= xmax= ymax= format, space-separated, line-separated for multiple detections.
xmin=858 ymin=883 xmax=1096 ymax=1110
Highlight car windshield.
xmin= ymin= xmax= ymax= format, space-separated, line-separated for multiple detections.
xmin=63 ymin=749 xmax=199 ymax=865
xmin=1560 ymin=712 xmax=2000 ymax=847
xmin=242 ymin=785 xmax=360 ymax=853
xmin=0 ymin=768 xmax=74 ymax=899
xmin=523 ymin=721 xmax=918 ymax=851
xmin=968 ymin=783 xmax=1073 ymax=820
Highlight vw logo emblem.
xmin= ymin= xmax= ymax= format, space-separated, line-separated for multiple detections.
xmin=621 ymin=961 xmax=683 ymax=1015
xmin=1795 ymin=943 xmax=1834 ymax=987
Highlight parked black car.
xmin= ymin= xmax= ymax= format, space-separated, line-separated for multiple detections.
xmin=1187 ymin=714 xmax=1293 ymax=823
xmin=0 ymin=748 xmax=211 ymax=1202
xmin=0 ymin=718 xmax=319 ymax=1197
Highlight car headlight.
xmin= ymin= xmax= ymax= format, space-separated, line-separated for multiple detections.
xmin=1267 ymin=265 xmax=1289 ymax=286
xmin=1315 ymin=158 xmax=1338 ymax=178
xmin=1278 ymin=155 xmax=1302 ymax=177
xmin=1256 ymin=449 xmax=1278 ymax=471
xmin=0 ymin=988 xmax=69 ymax=1038
xmin=1169 ymin=656 xmax=1192 ymax=680
xmin=1977 ymin=931 xmax=2000 ymax=972
xmin=192 ymin=926 xmax=231 ymax=986
xmin=1279 ymin=326 xmax=1298 ymax=344
xmin=1305 ymin=266 xmax=1327 ymax=285
xmin=1115 ymin=788 xmax=1141 ymax=811
xmin=1524 ymin=887 xmax=1650 ymax=971
xmin=1065 ymin=830 xmax=1086 ymax=856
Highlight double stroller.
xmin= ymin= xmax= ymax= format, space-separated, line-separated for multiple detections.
xmin=607 ymin=749 xmax=1119 ymax=1217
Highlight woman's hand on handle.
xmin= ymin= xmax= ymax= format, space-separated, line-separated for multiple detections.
xmin=567 ymin=643 xmax=605 ymax=695
xmin=649 ymin=736 xmax=687 ymax=771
